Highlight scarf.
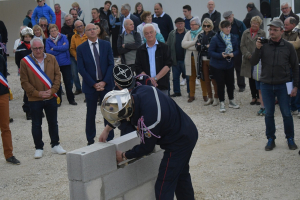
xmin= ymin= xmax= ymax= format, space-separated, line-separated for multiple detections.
xmin=22 ymin=41 xmax=31 ymax=50
xmin=220 ymin=31 xmax=233 ymax=54
xmin=50 ymin=33 xmax=61 ymax=45
xmin=250 ymin=28 xmax=258 ymax=38
xmin=190 ymin=26 xmax=202 ymax=40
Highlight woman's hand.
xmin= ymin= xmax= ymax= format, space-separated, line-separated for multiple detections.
xmin=222 ymin=52 xmax=227 ymax=58
xmin=63 ymin=42 xmax=66 ymax=45
xmin=229 ymin=53 xmax=234 ymax=58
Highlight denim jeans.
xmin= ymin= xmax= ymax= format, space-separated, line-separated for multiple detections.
xmin=57 ymin=65 xmax=75 ymax=103
xmin=70 ymin=57 xmax=82 ymax=91
xmin=290 ymin=88 xmax=300 ymax=112
xmin=29 ymin=98 xmax=60 ymax=149
xmin=172 ymin=60 xmax=190 ymax=94
xmin=260 ymin=82 xmax=294 ymax=139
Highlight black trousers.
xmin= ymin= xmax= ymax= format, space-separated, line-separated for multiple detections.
xmin=249 ymin=77 xmax=259 ymax=99
xmin=57 ymin=65 xmax=75 ymax=103
xmin=111 ymin=26 xmax=120 ymax=57
xmin=233 ymin=50 xmax=246 ymax=89
xmin=22 ymin=90 xmax=30 ymax=113
xmin=211 ymin=66 xmax=235 ymax=102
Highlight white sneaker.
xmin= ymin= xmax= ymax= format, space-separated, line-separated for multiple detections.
xmin=204 ymin=98 xmax=213 ymax=106
xmin=219 ymin=101 xmax=226 ymax=113
xmin=212 ymin=98 xmax=219 ymax=106
xmin=291 ymin=110 xmax=299 ymax=115
xmin=51 ymin=145 xmax=67 ymax=155
xmin=229 ymin=99 xmax=240 ymax=109
xmin=34 ymin=149 xmax=43 ymax=159
xmin=116 ymin=58 xmax=121 ymax=63
xmin=180 ymin=79 xmax=186 ymax=86
xmin=196 ymin=79 xmax=200 ymax=86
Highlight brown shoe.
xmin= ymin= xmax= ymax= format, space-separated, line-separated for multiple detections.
xmin=188 ymin=96 xmax=195 ymax=103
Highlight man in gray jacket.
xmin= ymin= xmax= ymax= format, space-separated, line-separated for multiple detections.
xmin=251 ymin=19 xmax=299 ymax=151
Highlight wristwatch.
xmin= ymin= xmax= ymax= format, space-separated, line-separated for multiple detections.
xmin=154 ymin=77 xmax=158 ymax=81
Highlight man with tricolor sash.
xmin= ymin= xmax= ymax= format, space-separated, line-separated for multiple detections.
xmin=20 ymin=37 xmax=67 ymax=159
xmin=0 ymin=54 xmax=20 ymax=165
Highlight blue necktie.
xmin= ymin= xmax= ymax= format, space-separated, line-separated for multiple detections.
xmin=92 ymin=42 xmax=103 ymax=80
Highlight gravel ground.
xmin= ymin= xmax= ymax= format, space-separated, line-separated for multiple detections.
xmin=1 ymin=57 xmax=300 ymax=200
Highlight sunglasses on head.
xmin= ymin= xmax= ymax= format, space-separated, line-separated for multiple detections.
xmin=203 ymin=25 xmax=211 ymax=28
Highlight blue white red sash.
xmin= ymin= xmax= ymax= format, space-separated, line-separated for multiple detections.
xmin=22 ymin=55 xmax=58 ymax=97
xmin=0 ymin=72 xmax=9 ymax=88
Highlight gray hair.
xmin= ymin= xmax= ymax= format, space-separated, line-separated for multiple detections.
xmin=288 ymin=17 xmax=298 ymax=25
xmin=143 ymin=23 xmax=156 ymax=34
xmin=65 ymin=14 xmax=73 ymax=20
xmin=27 ymin=10 xmax=32 ymax=15
xmin=124 ymin=19 xmax=132 ymax=27
xmin=54 ymin=3 xmax=60 ymax=7
xmin=30 ymin=37 xmax=44 ymax=47
xmin=74 ymin=20 xmax=83 ymax=26
xmin=281 ymin=2 xmax=291 ymax=7
xmin=39 ymin=17 xmax=48 ymax=24
xmin=190 ymin=16 xmax=201 ymax=26
xmin=121 ymin=4 xmax=131 ymax=12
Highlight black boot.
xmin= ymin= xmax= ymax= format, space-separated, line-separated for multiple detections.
xmin=26 ymin=112 xmax=32 ymax=120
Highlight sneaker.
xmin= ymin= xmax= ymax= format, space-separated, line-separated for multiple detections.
xmin=287 ymin=138 xmax=298 ymax=150
xmin=219 ymin=101 xmax=226 ymax=113
xmin=229 ymin=99 xmax=240 ymax=109
xmin=116 ymin=58 xmax=121 ymax=63
xmin=257 ymin=108 xmax=265 ymax=116
xmin=195 ymin=79 xmax=200 ymax=86
xmin=204 ymin=98 xmax=213 ymax=106
xmin=180 ymin=79 xmax=186 ymax=86
xmin=6 ymin=156 xmax=20 ymax=165
xmin=265 ymin=138 xmax=275 ymax=151
xmin=51 ymin=145 xmax=67 ymax=155
xmin=212 ymin=98 xmax=219 ymax=106
xmin=34 ymin=149 xmax=43 ymax=159
xmin=291 ymin=110 xmax=299 ymax=115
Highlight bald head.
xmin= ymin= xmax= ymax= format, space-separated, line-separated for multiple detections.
xmin=74 ymin=20 xmax=83 ymax=27
xmin=284 ymin=17 xmax=297 ymax=32
xmin=124 ymin=19 xmax=134 ymax=33
xmin=207 ymin=0 xmax=215 ymax=12
xmin=85 ymin=23 xmax=97 ymax=41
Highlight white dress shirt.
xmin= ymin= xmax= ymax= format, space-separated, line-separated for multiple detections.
xmin=32 ymin=53 xmax=47 ymax=72
xmin=88 ymin=39 xmax=100 ymax=80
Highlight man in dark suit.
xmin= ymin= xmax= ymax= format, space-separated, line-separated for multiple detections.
xmin=243 ymin=2 xmax=263 ymax=29
xmin=77 ymin=23 xmax=114 ymax=145
xmin=119 ymin=3 xmax=140 ymax=34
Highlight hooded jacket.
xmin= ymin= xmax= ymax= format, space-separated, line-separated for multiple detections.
xmin=31 ymin=3 xmax=56 ymax=26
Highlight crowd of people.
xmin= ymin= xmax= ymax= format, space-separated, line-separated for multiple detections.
xmin=0 ymin=0 xmax=299 ymax=182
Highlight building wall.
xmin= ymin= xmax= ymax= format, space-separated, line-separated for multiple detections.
xmin=0 ymin=0 xmax=297 ymax=55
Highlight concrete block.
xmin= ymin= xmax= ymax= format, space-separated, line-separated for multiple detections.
xmin=112 ymin=198 xmax=123 ymax=200
xmin=124 ymin=179 xmax=156 ymax=200
xmin=70 ymin=178 xmax=102 ymax=200
xmin=136 ymin=151 xmax=164 ymax=185
xmin=152 ymin=145 xmax=162 ymax=153
xmin=67 ymin=142 xmax=117 ymax=182
xmin=108 ymin=131 xmax=140 ymax=152
xmin=103 ymin=162 xmax=138 ymax=200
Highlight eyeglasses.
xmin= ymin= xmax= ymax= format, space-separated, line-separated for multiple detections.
xmin=76 ymin=25 xmax=84 ymax=29
xmin=50 ymin=29 xmax=58 ymax=33
xmin=190 ymin=24 xmax=199 ymax=26
xmin=203 ymin=25 xmax=211 ymax=28
xmin=65 ymin=19 xmax=72 ymax=22
xmin=268 ymin=28 xmax=281 ymax=32
xmin=86 ymin=28 xmax=97 ymax=32
xmin=40 ymin=24 xmax=47 ymax=27
xmin=32 ymin=47 xmax=43 ymax=51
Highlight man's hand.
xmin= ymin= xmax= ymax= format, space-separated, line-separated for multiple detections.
xmin=99 ymin=130 xmax=109 ymax=142
xmin=122 ymin=44 xmax=125 ymax=48
xmin=222 ymin=52 xmax=228 ymax=58
xmin=93 ymin=83 xmax=102 ymax=91
xmin=116 ymin=150 xmax=123 ymax=164
xmin=39 ymin=90 xmax=51 ymax=98
xmin=291 ymin=87 xmax=298 ymax=97
xmin=50 ymin=48 xmax=53 ymax=51
xmin=63 ymin=42 xmax=66 ymax=45
xmin=99 ymin=81 xmax=106 ymax=90
xmin=150 ymin=77 xmax=158 ymax=87
xmin=256 ymin=38 xmax=263 ymax=49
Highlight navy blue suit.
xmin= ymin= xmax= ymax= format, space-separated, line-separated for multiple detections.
xmin=119 ymin=14 xmax=140 ymax=34
xmin=77 ymin=39 xmax=114 ymax=144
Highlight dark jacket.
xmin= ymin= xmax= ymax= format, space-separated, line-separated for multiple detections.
xmin=0 ymin=54 xmax=8 ymax=95
xmin=231 ymin=18 xmax=247 ymax=45
xmin=119 ymin=14 xmax=140 ymax=34
xmin=250 ymin=38 xmax=299 ymax=87
xmin=61 ymin=23 xmax=75 ymax=48
xmin=133 ymin=10 xmax=144 ymax=21
xmin=15 ymin=43 xmax=32 ymax=69
xmin=91 ymin=18 xmax=109 ymax=35
xmin=0 ymin=20 xmax=8 ymax=43
xmin=282 ymin=31 xmax=300 ymax=60
xmin=279 ymin=10 xmax=300 ymax=25
xmin=99 ymin=7 xmax=112 ymax=31
xmin=23 ymin=16 xmax=32 ymax=28
xmin=201 ymin=10 xmax=221 ymax=32
xmin=152 ymin=13 xmax=173 ymax=41
xmin=135 ymin=41 xmax=172 ymax=91
xmin=117 ymin=31 xmax=141 ymax=64
xmin=208 ymin=32 xmax=239 ymax=69
xmin=243 ymin=7 xmax=263 ymax=29
xmin=45 ymin=34 xmax=71 ymax=66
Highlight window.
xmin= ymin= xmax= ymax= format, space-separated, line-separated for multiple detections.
xmin=294 ymin=0 xmax=300 ymax=14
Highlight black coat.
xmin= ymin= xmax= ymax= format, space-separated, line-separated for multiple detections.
xmin=135 ymin=41 xmax=172 ymax=91
xmin=61 ymin=23 xmax=75 ymax=48
xmin=279 ymin=10 xmax=300 ymax=25
xmin=243 ymin=7 xmax=264 ymax=29
xmin=99 ymin=7 xmax=112 ymax=31
xmin=201 ymin=10 xmax=221 ymax=32
xmin=15 ymin=43 xmax=32 ymax=69
xmin=0 ymin=54 xmax=8 ymax=95
xmin=0 ymin=20 xmax=8 ymax=43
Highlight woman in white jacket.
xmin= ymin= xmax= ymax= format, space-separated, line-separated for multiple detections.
xmin=182 ymin=16 xmax=207 ymax=103
xmin=137 ymin=11 xmax=160 ymax=44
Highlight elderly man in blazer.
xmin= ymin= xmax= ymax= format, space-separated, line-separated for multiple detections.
xmin=77 ymin=23 xmax=114 ymax=145
xmin=119 ymin=3 xmax=140 ymax=34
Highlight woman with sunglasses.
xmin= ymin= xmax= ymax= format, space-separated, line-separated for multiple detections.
xmin=208 ymin=20 xmax=239 ymax=113
xmin=195 ymin=18 xmax=218 ymax=106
